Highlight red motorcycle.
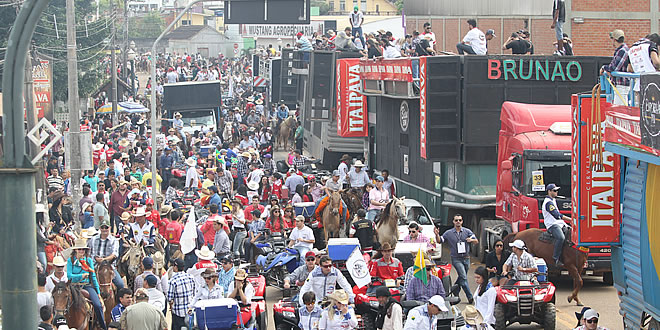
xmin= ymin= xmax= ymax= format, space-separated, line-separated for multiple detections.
xmin=493 ymin=280 xmax=556 ymax=330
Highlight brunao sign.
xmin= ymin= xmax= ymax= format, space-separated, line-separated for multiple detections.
xmin=487 ymin=59 xmax=583 ymax=82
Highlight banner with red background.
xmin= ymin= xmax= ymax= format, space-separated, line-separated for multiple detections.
xmin=359 ymin=58 xmax=413 ymax=82
xmin=336 ymin=58 xmax=367 ymax=137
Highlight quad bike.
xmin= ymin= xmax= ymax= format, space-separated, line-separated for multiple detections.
xmin=272 ymin=287 xmax=301 ymax=330
xmin=493 ymin=280 xmax=556 ymax=330
xmin=353 ymin=276 xmax=404 ymax=329
xmin=256 ymin=231 xmax=301 ymax=289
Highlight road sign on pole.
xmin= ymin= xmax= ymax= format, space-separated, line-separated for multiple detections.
xmin=26 ymin=118 xmax=62 ymax=165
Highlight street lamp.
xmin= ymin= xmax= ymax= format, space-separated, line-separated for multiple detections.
xmin=127 ymin=48 xmax=136 ymax=98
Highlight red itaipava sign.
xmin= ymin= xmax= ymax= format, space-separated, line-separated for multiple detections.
xmin=571 ymin=95 xmax=621 ymax=244
xmin=336 ymin=58 xmax=367 ymax=137
xmin=359 ymin=58 xmax=413 ymax=82
xmin=419 ymin=57 xmax=427 ymax=159
xmin=603 ymin=103 xmax=660 ymax=156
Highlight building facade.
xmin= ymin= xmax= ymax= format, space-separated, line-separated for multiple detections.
xmin=404 ymin=0 xmax=659 ymax=56
xmin=326 ymin=0 xmax=397 ymax=16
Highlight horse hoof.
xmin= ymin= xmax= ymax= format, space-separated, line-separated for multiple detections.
xmin=567 ymin=296 xmax=572 ymax=303
xmin=577 ymin=302 xmax=584 ymax=307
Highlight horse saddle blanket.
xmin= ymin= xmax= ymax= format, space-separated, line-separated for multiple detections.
xmin=538 ymin=226 xmax=573 ymax=246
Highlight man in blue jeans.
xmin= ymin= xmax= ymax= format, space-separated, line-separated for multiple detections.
xmin=542 ymin=183 xmax=571 ymax=267
xmin=434 ymin=213 xmax=478 ymax=304
xmin=349 ymin=6 xmax=364 ymax=47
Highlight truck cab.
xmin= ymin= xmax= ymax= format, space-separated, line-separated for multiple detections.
xmin=163 ymin=80 xmax=222 ymax=134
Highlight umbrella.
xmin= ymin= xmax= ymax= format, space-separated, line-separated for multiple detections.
xmin=118 ymin=102 xmax=149 ymax=113
xmin=96 ymin=102 xmax=126 ymax=113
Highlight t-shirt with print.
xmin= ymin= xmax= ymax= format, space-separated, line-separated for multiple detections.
xmin=463 ymin=28 xmax=487 ymax=55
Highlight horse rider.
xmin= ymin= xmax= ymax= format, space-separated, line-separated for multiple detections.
xmin=299 ymin=255 xmax=355 ymax=306
xmin=542 ymin=183 xmax=571 ymax=267
xmin=501 ymin=239 xmax=538 ymax=285
xmin=347 ymin=160 xmax=370 ymax=189
xmin=277 ymin=101 xmax=289 ymax=126
xmin=324 ymin=170 xmax=342 ymax=196
xmin=87 ymin=219 xmax=125 ymax=289
xmin=367 ymin=176 xmax=389 ymax=222
xmin=337 ymin=154 xmax=351 ymax=188
xmin=369 ymin=243 xmax=404 ymax=287
xmin=67 ymin=238 xmax=106 ymax=329
xmin=127 ymin=206 xmax=157 ymax=255
xmin=349 ymin=209 xmax=377 ymax=254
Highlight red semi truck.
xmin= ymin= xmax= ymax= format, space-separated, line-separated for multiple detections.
xmin=478 ymin=101 xmax=612 ymax=283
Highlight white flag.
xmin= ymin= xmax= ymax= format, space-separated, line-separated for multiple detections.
xmin=346 ymin=247 xmax=371 ymax=288
xmin=180 ymin=207 xmax=198 ymax=255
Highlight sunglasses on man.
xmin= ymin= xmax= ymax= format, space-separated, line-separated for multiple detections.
xmin=586 ymin=319 xmax=598 ymax=324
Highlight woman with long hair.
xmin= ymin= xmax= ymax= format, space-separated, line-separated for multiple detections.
xmin=301 ymin=185 xmax=313 ymax=203
xmin=473 ymin=266 xmax=497 ymax=327
xmin=319 ymin=290 xmax=358 ymax=329
xmin=291 ymin=184 xmax=304 ymax=204
xmin=485 ymin=239 xmax=511 ymax=286
xmin=231 ymin=199 xmax=248 ymax=256
xmin=235 ymin=184 xmax=249 ymax=206
xmin=265 ymin=206 xmax=289 ymax=233
xmin=67 ymin=238 xmax=106 ymax=328
xmin=282 ymin=205 xmax=295 ymax=228
xmin=258 ymin=176 xmax=271 ymax=202
xmin=262 ymin=195 xmax=280 ymax=219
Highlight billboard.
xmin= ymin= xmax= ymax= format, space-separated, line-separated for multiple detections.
xmin=32 ymin=60 xmax=53 ymax=119
xmin=571 ymin=95 xmax=621 ymax=245
xmin=241 ymin=21 xmax=324 ymax=38
xmin=224 ymin=0 xmax=310 ymax=24
xmin=336 ymin=58 xmax=367 ymax=137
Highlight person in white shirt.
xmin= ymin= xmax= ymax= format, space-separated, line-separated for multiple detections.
xmin=143 ymin=274 xmax=166 ymax=311
xmin=349 ymin=6 xmax=364 ymax=46
xmin=337 ymin=154 xmax=351 ymax=186
xmin=382 ymin=39 xmax=402 ymax=59
xmin=347 ymin=161 xmax=370 ymax=188
xmin=227 ymin=269 xmax=255 ymax=305
xmin=46 ymin=256 xmax=69 ymax=292
xmin=422 ymin=22 xmax=437 ymax=48
xmin=288 ymin=215 xmax=315 ymax=257
xmin=472 ymin=266 xmax=497 ymax=326
xmin=457 ymin=18 xmax=487 ymax=55
xmin=185 ymin=158 xmax=200 ymax=190
xmin=573 ymin=308 xmax=610 ymax=330
xmin=166 ymin=67 xmax=178 ymax=83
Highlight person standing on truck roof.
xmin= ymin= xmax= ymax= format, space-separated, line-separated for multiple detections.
xmin=434 ymin=213 xmax=478 ymax=304
xmin=542 ymin=183 xmax=571 ymax=267
xmin=166 ymin=67 xmax=178 ymax=83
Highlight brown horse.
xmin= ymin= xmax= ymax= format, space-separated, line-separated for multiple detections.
xmin=322 ymin=190 xmax=344 ymax=242
xmin=277 ymin=116 xmax=296 ymax=150
xmin=502 ymin=229 xmax=588 ymax=306
xmin=96 ymin=261 xmax=116 ymax=323
xmin=52 ymin=281 xmax=95 ymax=330
xmin=119 ymin=242 xmax=145 ymax=290
xmin=341 ymin=188 xmax=363 ymax=236
xmin=375 ymin=196 xmax=407 ymax=248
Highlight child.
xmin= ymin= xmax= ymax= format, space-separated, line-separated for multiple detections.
xmin=298 ymin=291 xmax=322 ymax=330
xmin=82 ymin=202 xmax=94 ymax=229
xmin=361 ymin=183 xmax=374 ymax=210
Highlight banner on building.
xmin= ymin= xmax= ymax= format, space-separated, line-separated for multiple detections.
xmin=571 ymin=95 xmax=621 ymax=244
xmin=336 ymin=58 xmax=367 ymax=137
xmin=359 ymin=58 xmax=413 ymax=82
xmin=640 ymin=73 xmax=660 ymax=151
xmin=604 ymin=104 xmax=660 ymax=156
xmin=32 ymin=60 xmax=53 ymax=119
xmin=241 ymin=21 xmax=324 ymax=38
xmin=419 ymin=56 xmax=427 ymax=159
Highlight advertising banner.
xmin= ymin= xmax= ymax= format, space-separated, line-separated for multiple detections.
xmin=419 ymin=56 xmax=427 ymax=159
xmin=241 ymin=21 xmax=324 ymax=38
xmin=640 ymin=73 xmax=660 ymax=150
xmin=571 ymin=95 xmax=621 ymax=244
xmin=359 ymin=58 xmax=413 ymax=82
xmin=32 ymin=60 xmax=53 ymax=119
xmin=336 ymin=58 xmax=367 ymax=137
xmin=603 ymin=104 xmax=660 ymax=156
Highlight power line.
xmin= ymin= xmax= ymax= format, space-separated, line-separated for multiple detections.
xmin=34 ymin=32 xmax=115 ymax=53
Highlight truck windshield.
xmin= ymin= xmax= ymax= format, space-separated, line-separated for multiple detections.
xmin=180 ymin=112 xmax=214 ymax=127
xmin=524 ymin=160 xmax=571 ymax=197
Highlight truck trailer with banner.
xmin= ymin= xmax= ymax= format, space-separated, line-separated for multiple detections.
xmin=360 ymin=55 xmax=614 ymax=280
xmin=587 ymin=71 xmax=660 ymax=329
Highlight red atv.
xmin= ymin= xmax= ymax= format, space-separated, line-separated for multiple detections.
xmin=352 ymin=277 xmax=404 ymax=329
xmin=272 ymin=288 xmax=300 ymax=330
xmin=493 ymin=280 xmax=556 ymax=330
xmin=241 ymin=266 xmax=268 ymax=330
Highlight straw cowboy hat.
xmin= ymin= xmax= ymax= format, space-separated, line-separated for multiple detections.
xmin=52 ymin=255 xmax=67 ymax=267
xmin=241 ymin=152 xmax=251 ymax=158
xmin=119 ymin=139 xmax=130 ymax=148
xmin=234 ymin=268 xmax=248 ymax=280
xmin=80 ymin=228 xmax=97 ymax=239
xmin=160 ymin=205 xmax=173 ymax=217
xmin=185 ymin=158 xmax=197 ymax=167
xmin=255 ymin=99 xmax=263 ymax=105
xmin=120 ymin=211 xmax=132 ymax=221
xmin=353 ymin=160 xmax=365 ymax=167
xmin=195 ymin=245 xmax=215 ymax=261
xmin=247 ymin=181 xmax=259 ymax=191
xmin=377 ymin=242 xmax=395 ymax=251
xmin=93 ymin=143 xmax=104 ymax=151
xmin=202 ymin=268 xmax=218 ymax=278
xmin=328 ymin=290 xmax=350 ymax=305
xmin=133 ymin=206 xmax=147 ymax=217
xmin=152 ymin=251 xmax=165 ymax=270
xmin=462 ymin=305 xmax=484 ymax=326
xmin=340 ymin=154 xmax=351 ymax=162
xmin=71 ymin=238 xmax=89 ymax=250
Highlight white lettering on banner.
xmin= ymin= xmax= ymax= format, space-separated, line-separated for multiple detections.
xmin=347 ymin=64 xmax=364 ymax=132
xmin=590 ymin=150 xmax=615 ymax=227
xmin=243 ymin=22 xmax=324 ymax=38
xmin=420 ymin=59 xmax=427 ymax=158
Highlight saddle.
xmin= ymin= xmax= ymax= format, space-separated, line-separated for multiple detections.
xmin=538 ymin=226 xmax=573 ymax=246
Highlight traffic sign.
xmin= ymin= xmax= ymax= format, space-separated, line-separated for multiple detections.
xmin=27 ymin=118 xmax=62 ymax=165
xmin=234 ymin=43 xmax=239 ymax=49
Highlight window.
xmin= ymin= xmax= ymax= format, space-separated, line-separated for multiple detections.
xmin=339 ymin=0 xmax=345 ymax=11
xmin=512 ymin=153 xmax=522 ymax=191
xmin=181 ymin=20 xmax=191 ymax=26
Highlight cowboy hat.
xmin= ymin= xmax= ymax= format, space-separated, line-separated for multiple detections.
xmin=160 ymin=205 xmax=173 ymax=217
xmin=52 ymin=255 xmax=67 ymax=267
xmin=353 ymin=160 xmax=365 ymax=167
xmin=174 ymin=112 xmax=182 ymax=117
xmin=340 ymin=154 xmax=351 ymax=161
xmin=71 ymin=238 xmax=89 ymax=250
xmin=195 ymin=245 xmax=215 ymax=261
xmin=327 ymin=289 xmax=350 ymax=305
xmin=81 ymin=202 xmax=94 ymax=212
xmin=234 ymin=268 xmax=248 ymax=280
xmin=247 ymin=96 xmax=255 ymax=102
xmin=255 ymin=99 xmax=263 ymax=105
xmin=152 ymin=251 xmax=165 ymax=270
xmin=241 ymin=152 xmax=251 ymax=158
xmin=133 ymin=206 xmax=147 ymax=217
xmin=462 ymin=305 xmax=484 ymax=326
xmin=119 ymin=139 xmax=130 ymax=148
xmin=202 ymin=267 xmax=218 ymax=278
xmin=121 ymin=153 xmax=130 ymax=159
xmin=118 ymin=179 xmax=129 ymax=186
xmin=120 ymin=211 xmax=132 ymax=221
xmin=185 ymin=158 xmax=196 ymax=167
xmin=93 ymin=142 xmax=104 ymax=151
xmin=247 ymin=181 xmax=259 ymax=191
xmin=377 ymin=242 xmax=395 ymax=251
xmin=80 ymin=227 xmax=97 ymax=239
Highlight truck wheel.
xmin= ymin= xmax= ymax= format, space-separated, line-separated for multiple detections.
xmin=542 ymin=302 xmax=556 ymax=330
xmin=494 ymin=303 xmax=507 ymax=330
xmin=603 ymin=271 xmax=613 ymax=285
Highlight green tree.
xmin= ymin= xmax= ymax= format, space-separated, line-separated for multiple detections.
xmin=395 ymin=0 xmax=403 ymax=15
xmin=129 ymin=12 xmax=165 ymax=39
xmin=311 ymin=0 xmax=331 ymax=15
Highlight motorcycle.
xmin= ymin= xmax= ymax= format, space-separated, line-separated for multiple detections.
xmin=493 ymin=279 xmax=556 ymax=330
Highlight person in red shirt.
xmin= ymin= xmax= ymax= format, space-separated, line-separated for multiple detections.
xmin=243 ymin=196 xmax=265 ymax=222
xmin=92 ymin=143 xmax=105 ymax=167
xmin=105 ymin=142 xmax=116 ymax=160
xmin=193 ymin=246 xmax=217 ymax=271
xmin=282 ymin=205 xmax=295 ymax=228
xmin=370 ymin=243 xmax=404 ymax=285
xmin=265 ymin=206 xmax=293 ymax=234
xmin=270 ymin=173 xmax=283 ymax=200
xmin=145 ymin=199 xmax=168 ymax=237
xmin=200 ymin=204 xmax=221 ymax=247
xmin=164 ymin=209 xmax=184 ymax=266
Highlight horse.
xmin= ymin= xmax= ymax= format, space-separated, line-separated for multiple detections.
xmin=119 ymin=242 xmax=145 ymax=291
xmin=96 ymin=261 xmax=116 ymax=324
xmin=222 ymin=121 xmax=234 ymax=145
xmin=341 ymin=188 xmax=364 ymax=236
xmin=322 ymin=190 xmax=344 ymax=242
xmin=277 ymin=116 xmax=296 ymax=150
xmin=52 ymin=281 xmax=95 ymax=330
xmin=502 ymin=229 xmax=589 ymax=306
xmin=375 ymin=196 xmax=407 ymax=249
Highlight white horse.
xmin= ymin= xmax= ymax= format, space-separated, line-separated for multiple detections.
xmin=222 ymin=121 xmax=233 ymax=145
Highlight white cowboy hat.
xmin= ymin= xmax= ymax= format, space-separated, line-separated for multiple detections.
xmin=185 ymin=158 xmax=196 ymax=167
xmin=327 ymin=290 xmax=350 ymax=305
xmin=353 ymin=160 xmax=365 ymax=167
xmin=255 ymin=99 xmax=263 ymax=105
xmin=92 ymin=143 xmax=104 ymax=151
xmin=247 ymin=181 xmax=259 ymax=191
xmin=52 ymin=255 xmax=67 ymax=267
xmin=71 ymin=238 xmax=89 ymax=250
xmin=81 ymin=202 xmax=94 ymax=213
xmin=80 ymin=228 xmax=97 ymax=239
xmin=195 ymin=245 xmax=215 ymax=261
xmin=174 ymin=112 xmax=182 ymax=117
xmin=133 ymin=206 xmax=147 ymax=217
xmin=462 ymin=305 xmax=485 ymax=326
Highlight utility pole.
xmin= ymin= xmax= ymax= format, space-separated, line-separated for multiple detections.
xmin=110 ymin=0 xmax=118 ymax=125
xmin=66 ymin=0 xmax=82 ymax=227
xmin=123 ymin=0 xmax=128 ymax=83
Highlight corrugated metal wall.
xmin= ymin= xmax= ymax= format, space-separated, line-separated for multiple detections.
xmin=619 ymin=159 xmax=646 ymax=328
xmin=404 ymin=0 xmax=551 ymax=17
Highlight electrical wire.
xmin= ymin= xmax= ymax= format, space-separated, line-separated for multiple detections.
xmin=33 ymin=32 xmax=115 ymax=53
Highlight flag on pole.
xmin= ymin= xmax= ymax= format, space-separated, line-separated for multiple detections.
xmin=413 ymin=247 xmax=427 ymax=285
xmin=346 ymin=247 xmax=371 ymax=288
xmin=180 ymin=207 xmax=198 ymax=255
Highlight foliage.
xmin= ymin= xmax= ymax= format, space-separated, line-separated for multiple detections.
xmin=311 ymin=1 xmax=331 ymax=15
xmin=0 ymin=0 xmax=113 ymax=102
xmin=128 ymin=12 xmax=165 ymax=39
xmin=395 ymin=0 xmax=403 ymax=15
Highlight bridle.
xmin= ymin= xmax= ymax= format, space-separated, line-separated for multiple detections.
xmin=53 ymin=286 xmax=72 ymax=316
